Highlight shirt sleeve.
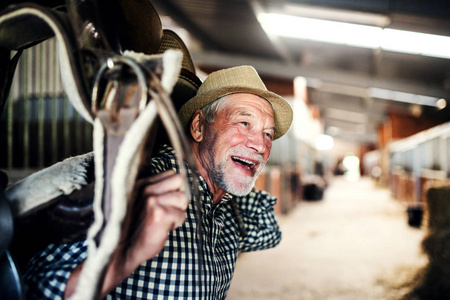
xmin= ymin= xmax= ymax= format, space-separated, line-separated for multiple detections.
xmin=236 ymin=190 xmax=282 ymax=253
xmin=23 ymin=146 xmax=176 ymax=300
xmin=23 ymin=240 xmax=88 ymax=300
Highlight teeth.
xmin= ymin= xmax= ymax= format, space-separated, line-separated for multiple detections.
xmin=232 ymin=156 xmax=256 ymax=166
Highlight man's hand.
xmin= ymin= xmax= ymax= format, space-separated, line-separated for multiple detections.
xmin=118 ymin=170 xmax=189 ymax=269
xmin=65 ymin=170 xmax=188 ymax=298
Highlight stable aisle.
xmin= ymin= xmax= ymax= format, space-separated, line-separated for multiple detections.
xmin=227 ymin=177 xmax=427 ymax=300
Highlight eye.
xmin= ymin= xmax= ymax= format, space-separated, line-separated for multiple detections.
xmin=264 ymin=132 xmax=273 ymax=140
xmin=240 ymin=121 xmax=249 ymax=127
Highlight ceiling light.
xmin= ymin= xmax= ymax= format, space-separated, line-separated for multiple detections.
xmin=326 ymin=108 xmax=368 ymax=123
xmin=369 ymin=87 xmax=441 ymax=107
xmin=259 ymin=14 xmax=381 ymax=49
xmin=381 ymin=28 xmax=450 ymax=58
xmin=436 ymin=98 xmax=447 ymax=110
xmin=315 ymin=134 xmax=334 ymax=150
xmin=282 ymin=4 xmax=391 ymax=27
xmin=257 ymin=13 xmax=450 ymax=59
xmin=326 ymin=126 xmax=341 ymax=136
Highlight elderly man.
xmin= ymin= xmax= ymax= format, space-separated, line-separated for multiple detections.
xmin=24 ymin=65 xmax=293 ymax=299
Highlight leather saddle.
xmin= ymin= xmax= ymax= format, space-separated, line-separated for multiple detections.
xmin=0 ymin=1 xmax=201 ymax=298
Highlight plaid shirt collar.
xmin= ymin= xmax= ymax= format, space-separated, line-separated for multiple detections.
xmin=159 ymin=144 xmax=234 ymax=207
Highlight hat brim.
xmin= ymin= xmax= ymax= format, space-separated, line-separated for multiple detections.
xmin=178 ymin=86 xmax=293 ymax=140
xmin=157 ymin=29 xmax=201 ymax=107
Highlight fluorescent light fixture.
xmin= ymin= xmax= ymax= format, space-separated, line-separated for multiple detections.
xmin=282 ymin=4 xmax=391 ymax=28
xmin=326 ymin=126 xmax=341 ymax=136
xmin=369 ymin=87 xmax=443 ymax=107
xmin=259 ymin=14 xmax=381 ymax=48
xmin=436 ymin=98 xmax=447 ymax=109
xmin=307 ymin=78 xmax=444 ymax=109
xmin=382 ymin=28 xmax=450 ymax=58
xmin=258 ymin=13 xmax=450 ymax=59
xmin=326 ymin=108 xmax=368 ymax=123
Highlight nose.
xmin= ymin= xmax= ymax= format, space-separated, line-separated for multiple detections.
xmin=245 ymin=131 xmax=267 ymax=154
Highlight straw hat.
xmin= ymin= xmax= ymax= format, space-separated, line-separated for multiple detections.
xmin=157 ymin=29 xmax=201 ymax=111
xmin=178 ymin=65 xmax=293 ymax=140
xmin=150 ymin=29 xmax=202 ymax=154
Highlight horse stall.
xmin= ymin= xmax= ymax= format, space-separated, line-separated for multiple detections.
xmin=388 ymin=122 xmax=450 ymax=226
xmin=0 ymin=38 xmax=93 ymax=175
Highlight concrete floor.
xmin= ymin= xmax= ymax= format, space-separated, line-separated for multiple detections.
xmin=227 ymin=177 xmax=428 ymax=300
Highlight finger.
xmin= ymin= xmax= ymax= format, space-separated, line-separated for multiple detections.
xmin=148 ymin=204 xmax=186 ymax=231
xmin=135 ymin=170 xmax=176 ymax=187
xmin=146 ymin=170 xmax=177 ymax=184
xmin=151 ymin=191 xmax=189 ymax=211
xmin=167 ymin=207 xmax=186 ymax=230
xmin=142 ymin=173 xmax=185 ymax=195
xmin=125 ymin=204 xmax=186 ymax=263
xmin=163 ymin=206 xmax=186 ymax=230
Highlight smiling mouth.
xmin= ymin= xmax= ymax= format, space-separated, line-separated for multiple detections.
xmin=231 ymin=156 xmax=257 ymax=169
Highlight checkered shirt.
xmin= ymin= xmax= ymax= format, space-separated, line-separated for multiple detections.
xmin=24 ymin=145 xmax=281 ymax=299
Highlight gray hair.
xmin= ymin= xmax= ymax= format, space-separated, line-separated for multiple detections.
xmin=201 ymin=96 xmax=230 ymax=123
xmin=184 ymin=96 xmax=229 ymax=136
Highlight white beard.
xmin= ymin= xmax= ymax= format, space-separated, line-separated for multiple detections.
xmin=212 ymin=147 xmax=265 ymax=196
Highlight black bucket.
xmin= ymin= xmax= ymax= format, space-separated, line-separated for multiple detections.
xmin=407 ymin=206 xmax=424 ymax=228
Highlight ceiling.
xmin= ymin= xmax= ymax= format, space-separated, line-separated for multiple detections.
xmin=150 ymin=0 xmax=450 ymax=145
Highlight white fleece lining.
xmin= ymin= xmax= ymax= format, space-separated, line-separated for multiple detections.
xmin=160 ymin=49 xmax=182 ymax=92
xmin=69 ymin=118 xmax=105 ymax=300
xmin=123 ymin=49 xmax=182 ymax=93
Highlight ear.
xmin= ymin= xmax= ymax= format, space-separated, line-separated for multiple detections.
xmin=190 ymin=110 xmax=204 ymax=142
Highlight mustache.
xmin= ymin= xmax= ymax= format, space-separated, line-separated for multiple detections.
xmin=227 ymin=147 xmax=264 ymax=165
